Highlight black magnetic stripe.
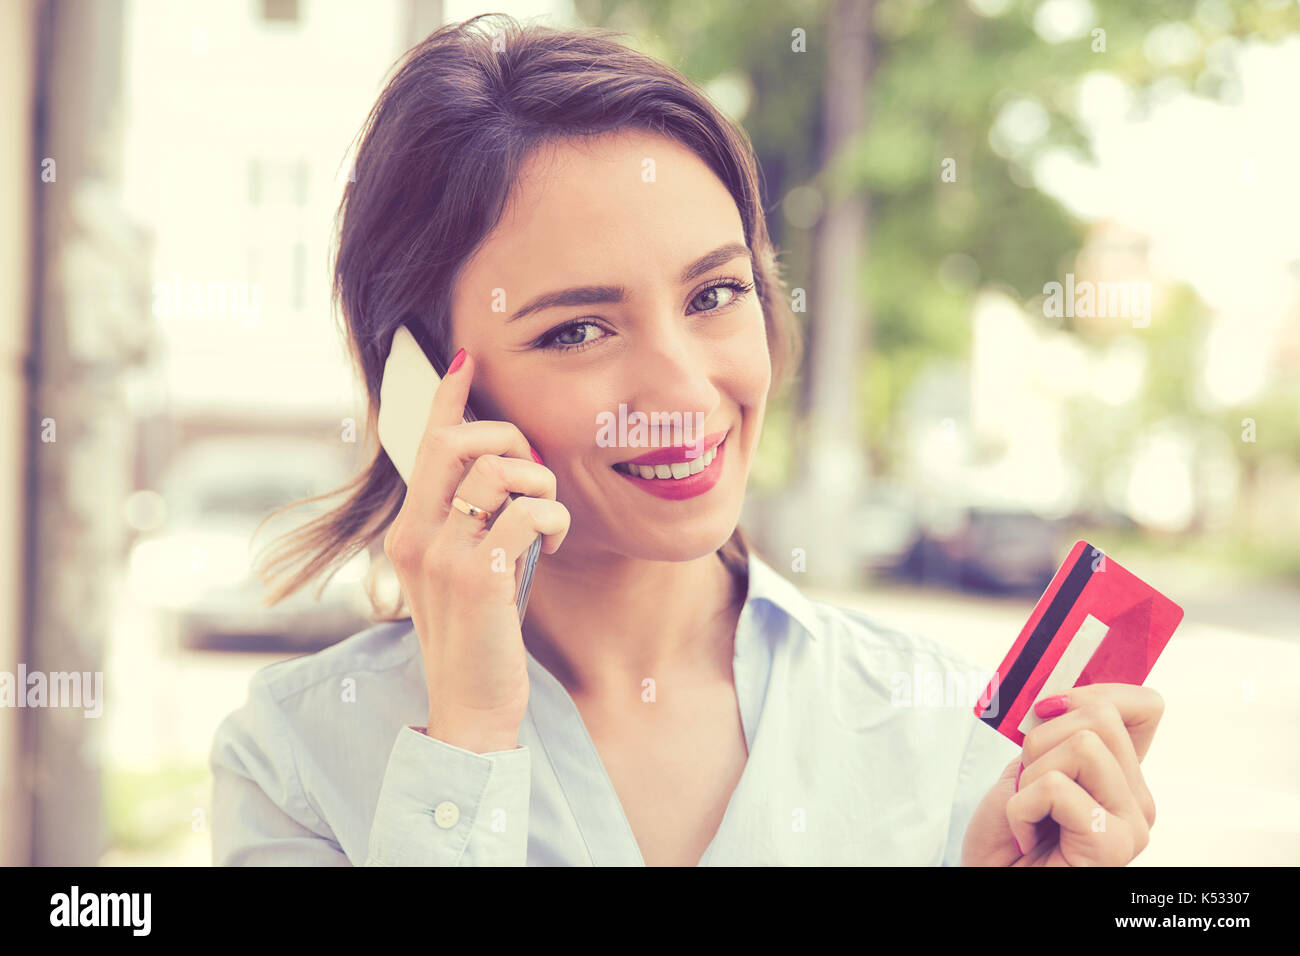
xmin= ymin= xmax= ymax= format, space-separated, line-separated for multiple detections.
xmin=979 ymin=543 xmax=1100 ymax=726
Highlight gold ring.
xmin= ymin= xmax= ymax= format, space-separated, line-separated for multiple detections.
xmin=451 ymin=495 xmax=491 ymax=521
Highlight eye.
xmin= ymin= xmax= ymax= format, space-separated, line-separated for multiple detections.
xmin=531 ymin=277 xmax=755 ymax=355
xmin=535 ymin=320 xmax=609 ymax=354
xmin=689 ymin=277 xmax=755 ymax=314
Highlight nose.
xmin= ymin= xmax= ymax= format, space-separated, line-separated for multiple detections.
xmin=622 ymin=315 xmax=720 ymax=434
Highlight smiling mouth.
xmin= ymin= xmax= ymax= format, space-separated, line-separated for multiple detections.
xmin=612 ymin=435 xmax=727 ymax=480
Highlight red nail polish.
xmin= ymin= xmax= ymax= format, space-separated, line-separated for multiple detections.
xmin=1015 ymin=762 xmax=1024 ymax=793
xmin=447 ymin=347 xmax=466 ymax=375
xmin=1035 ymin=694 xmax=1069 ymax=719
xmin=529 ymin=445 xmax=544 ymax=465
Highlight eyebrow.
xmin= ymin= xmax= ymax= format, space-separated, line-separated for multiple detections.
xmin=506 ymin=241 xmax=753 ymax=324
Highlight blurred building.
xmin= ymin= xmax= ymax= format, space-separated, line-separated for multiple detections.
xmin=3 ymin=0 xmax=153 ymax=866
xmin=2 ymin=0 xmax=446 ymax=866
xmin=120 ymin=0 xmax=413 ymax=486
xmin=0 ymin=0 xmax=40 ymax=869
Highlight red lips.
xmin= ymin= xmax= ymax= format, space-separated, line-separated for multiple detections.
xmin=616 ymin=430 xmax=728 ymax=466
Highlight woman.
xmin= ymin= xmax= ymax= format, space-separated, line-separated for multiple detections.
xmin=211 ymin=14 xmax=1162 ymax=866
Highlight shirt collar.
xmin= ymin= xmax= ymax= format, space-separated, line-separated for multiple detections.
xmin=742 ymin=547 xmax=822 ymax=641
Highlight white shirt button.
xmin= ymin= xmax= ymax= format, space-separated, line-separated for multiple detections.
xmin=434 ymin=801 xmax=460 ymax=828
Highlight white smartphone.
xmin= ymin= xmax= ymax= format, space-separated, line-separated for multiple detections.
xmin=377 ymin=324 xmax=542 ymax=621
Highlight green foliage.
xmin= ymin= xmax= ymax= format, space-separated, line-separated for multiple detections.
xmin=105 ymin=765 xmax=208 ymax=852
xmin=575 ymin=0 xmax=1300 ymax=475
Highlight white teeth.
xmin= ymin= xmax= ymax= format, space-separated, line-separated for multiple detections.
xmin=618 ymin=442 xmax=721 ymax=480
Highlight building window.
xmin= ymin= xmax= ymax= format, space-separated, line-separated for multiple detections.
xmin=248 ymin=157 xmax=308 ymax=205
xmin=292 ymin=242 xmax=305 ymax=311
xmin=260 ymin=0 xmax=300 ymax=24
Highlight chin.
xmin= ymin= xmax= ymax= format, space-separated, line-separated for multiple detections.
xmin=615 ymin=522 xmax=738 ymax=563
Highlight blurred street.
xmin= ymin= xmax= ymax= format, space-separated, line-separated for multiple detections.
xmin=101 ymin=553 xmax=1299 ymax=866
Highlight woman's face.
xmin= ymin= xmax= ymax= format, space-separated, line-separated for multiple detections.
xmin=449 ymin=129 xmax=771 ymax=563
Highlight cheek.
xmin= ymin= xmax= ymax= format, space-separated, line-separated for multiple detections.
xmin=507 ymin=390 xmax=597 ymax=460
xmin=725 ymin=311 xmax=773 ymax=403
xmin=742 ymin=349 xmax=772 ymax=403
xmin=463 ymin=361 xmax=565 ymax=448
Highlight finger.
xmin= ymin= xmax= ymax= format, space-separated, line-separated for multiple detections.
xmin=479 ymin=496 xmax=571 ymax=576
xmin=403 ymin=418 xmax=537 ymax=531
xmin=1006 ymin=770 xmax=1135 ymax=866
xmin=427 ymin=346 xmax=475 ymax=431
xmin=445 ymin=455 xmax=557 ymax=547
xmin=401 ymin=341 xmax=471 ymax=517
xmin=1021 ymin=687 xmax=1159 ymax=826
xmin=1022 ymin=706 xmax=1154 ymax=829
xmin=396 ymin=344 xmax=477 ymax=506
xmin=1021 ymin=728 xmax=1147 ymax=848
xmin=1051 ymin=684 xmax=1166 ymax=761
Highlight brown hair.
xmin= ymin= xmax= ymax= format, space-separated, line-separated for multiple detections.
xmin=253 ymin=13 xmax=803 ymax=620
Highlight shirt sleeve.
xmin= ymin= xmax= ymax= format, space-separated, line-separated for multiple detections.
xmin=209 ymin=673 xmax=352 ymax=866
xmin=365 ymin=727 xmax=531 ymax=867
xmin=940 ymin=717 xmax=1021 ymax=866
xmin=210 ymin=671 xmax=532 ymax=866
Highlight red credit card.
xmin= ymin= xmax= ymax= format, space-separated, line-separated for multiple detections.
xmin=974 ymin=539 xmax=1184 ymax=746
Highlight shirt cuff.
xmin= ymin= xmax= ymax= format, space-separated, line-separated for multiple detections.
xmin=366 ymin=725 xmax=531 ymax=866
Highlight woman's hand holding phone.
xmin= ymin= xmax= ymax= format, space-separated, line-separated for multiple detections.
xmin=383 ymin=349 xmax=570 ymax=754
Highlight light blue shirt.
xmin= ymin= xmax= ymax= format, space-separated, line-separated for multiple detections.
xmin=210 ymin=549 xmax=1021 ymax=865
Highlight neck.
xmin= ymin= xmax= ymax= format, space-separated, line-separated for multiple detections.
xmin=521 ymin=546 xmax=747 ymax=703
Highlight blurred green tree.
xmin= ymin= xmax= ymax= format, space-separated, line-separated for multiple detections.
xmin=575 ymin=0 xmax=1300 ymax=481
xmin=571 ymin=0 xmax=1300 ymax=585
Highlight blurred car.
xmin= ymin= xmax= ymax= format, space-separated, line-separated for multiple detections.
xmin=128 ymin=435 xmax=375 ymax=652
xmin=901 ymin=506 xmax=1061 ymax=595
